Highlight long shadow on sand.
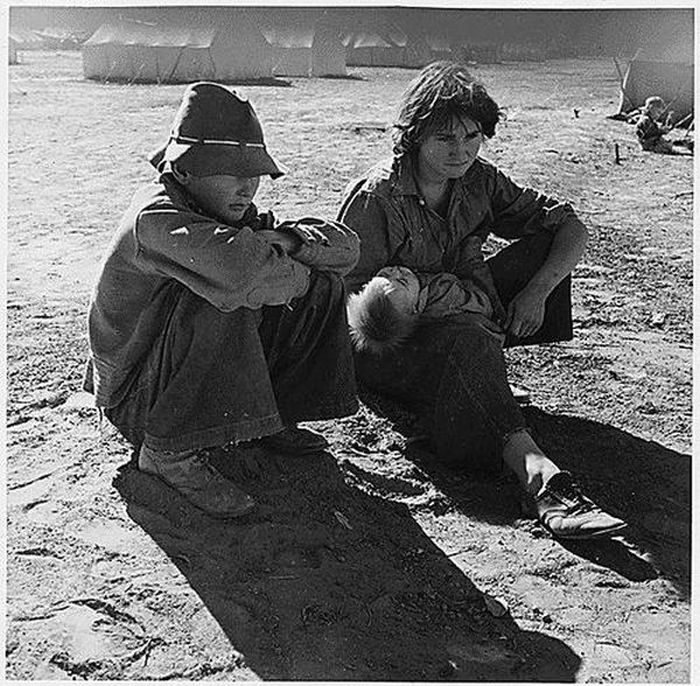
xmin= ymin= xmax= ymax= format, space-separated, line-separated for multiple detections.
xmin=526 ymin=407 xmax=690 ymax=598
xmin=362 ymin=392 xmax=691 ymax=601
xmin=114 ymin=445 xmax=581 ymax=681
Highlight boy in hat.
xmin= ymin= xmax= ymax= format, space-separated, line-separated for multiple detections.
xmin=84 ymin=82 xmax=360 ymax=518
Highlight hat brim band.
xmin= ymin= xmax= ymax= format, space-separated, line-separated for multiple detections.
xmin=150 ymin=140 xmax=286 ymax=179
xmin=173 ymin=135 xmax=267 ymax=149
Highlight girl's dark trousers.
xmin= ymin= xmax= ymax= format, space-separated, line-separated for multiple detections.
xmin=105 ymin=271 xmax=358 ymax=453
xmin=355 ymin=231 xmax=573 ymax=473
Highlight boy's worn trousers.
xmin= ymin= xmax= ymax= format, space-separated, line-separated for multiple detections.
xmin=105 ymin=271 xmax=358 ymax=453
xmin=355 ymin=231 xmax=573 ymax=473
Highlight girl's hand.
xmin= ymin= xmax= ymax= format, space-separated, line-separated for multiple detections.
xmin=504 ymin=285 xmax=548 ymax=339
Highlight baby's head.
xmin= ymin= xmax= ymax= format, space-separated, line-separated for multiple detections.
xmin=375 ymin=266 xmax=421 ymax=314
xmin=347 ymin=266 xmax=420 ymax=355
xmin=643 ymin=96 xmax=665 ymax=118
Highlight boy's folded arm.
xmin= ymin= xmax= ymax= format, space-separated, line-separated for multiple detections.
xmin=134 ymin=210 xmax=310 ymax=310
xmin=275 ymin=217 xmax=361 ymax=275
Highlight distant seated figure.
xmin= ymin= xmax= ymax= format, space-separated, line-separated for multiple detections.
xmin=635 ymin=96 xmax=691 ymax=155
xmin=347 ymin=265 xmax=494 ymax=355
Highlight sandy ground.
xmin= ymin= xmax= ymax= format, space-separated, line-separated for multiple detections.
xmin=5 ymin=51 xmax=693 ymax=681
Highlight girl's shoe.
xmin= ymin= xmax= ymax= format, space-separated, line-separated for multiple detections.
xmin=534 ymin=471 xmax=627 ymax=540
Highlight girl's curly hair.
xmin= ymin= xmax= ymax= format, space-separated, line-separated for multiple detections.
xmin=391 ymin=61 xmax=503 ymax=158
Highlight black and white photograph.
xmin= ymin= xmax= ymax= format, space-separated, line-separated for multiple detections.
xmin=4 ymin=1 xmax=695 ymax=682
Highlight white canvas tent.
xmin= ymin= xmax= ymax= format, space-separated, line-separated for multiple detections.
xmin=455 ymin=41 xmax=501 ymax=65
xmin=82 ymin=19 xmax=274 ymax=83
xmin=37 ymin=27 xmax=83 ymax=50
xmin=344 ymin=31 xmax=405 ymax=67
xmin=617 ymin=42 xmax=694 ymax=121
xmin=9 ymin=28 xmax=46 ymax=51
xmin=501 ymin=43 xmax=546 ymax=62
xmin=311 ymin=25 xmax=347 ymax=76
xmin=262 ymin=25 xmax=346 ymax=77
xmin=344 ymin=29 xmax=432 ymax=68
xmin=9 ymin=36 xmax=18 ymax=64
xmin=386 ymin=28 xmax=432 ymax=68
xmin=425 ymin=35 xmax=453 ymax=61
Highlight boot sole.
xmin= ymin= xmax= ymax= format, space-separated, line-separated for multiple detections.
xmin=138 ymin=467 xmax=256 ymax=519
xmin=544 ymin=520 xmax=628 ymax=540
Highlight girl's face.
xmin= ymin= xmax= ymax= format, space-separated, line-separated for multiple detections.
xmin=417 ymin=114 xmax=483 ymax=183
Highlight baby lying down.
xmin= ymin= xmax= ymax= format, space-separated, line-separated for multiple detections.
xmin=347 ymin=266 xmax=493 ymax=355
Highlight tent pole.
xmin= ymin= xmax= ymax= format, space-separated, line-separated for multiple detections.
xmin=167 ymin=47 xmax=185 ymax=83
xmin=672 ymin=112 xmax=693 ymax=128
xmin=612 ymin=56 xmax=634 ymax=111
xmin=207 ymin=47 xmax=216 ymax=80
xmin=667 ymin=112 xmax=694 ymax=136
xmin=104 ymin=58 xmax=115 ymax=84
xmin=128 ymin=61 xmax=146 ymax=86
xmin=684 ymin=119 xmax=694 ymax=139
xmin=661 ymin=91 xmax=682 ymax=119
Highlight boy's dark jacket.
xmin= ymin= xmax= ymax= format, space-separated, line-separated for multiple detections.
xmin=85 ymin=175 xmax=359 ymax=407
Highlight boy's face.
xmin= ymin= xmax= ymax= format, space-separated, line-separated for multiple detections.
xmin=184 ymin=174 xmax=261 ymax=225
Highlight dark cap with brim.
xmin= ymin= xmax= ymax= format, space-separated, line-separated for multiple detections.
xmin=148 ymin=81 xmax=286 ymax=179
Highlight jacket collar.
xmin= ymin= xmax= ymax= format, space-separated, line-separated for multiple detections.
xmin=390 ymin=154 xmax=485 ymax=199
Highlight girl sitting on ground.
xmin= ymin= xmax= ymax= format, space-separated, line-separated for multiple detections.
xmin=338 ymin=61 xmax=628 ymax=540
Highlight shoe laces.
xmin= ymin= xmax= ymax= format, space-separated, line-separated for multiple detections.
xmin=192 ymin=453 xmax=220 ymax=481
xmin=552 ymin=476 xmax=596 ymax=515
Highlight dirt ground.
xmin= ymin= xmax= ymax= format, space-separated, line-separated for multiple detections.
xmin=5 ymin=51 xmax=693 ymax=682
